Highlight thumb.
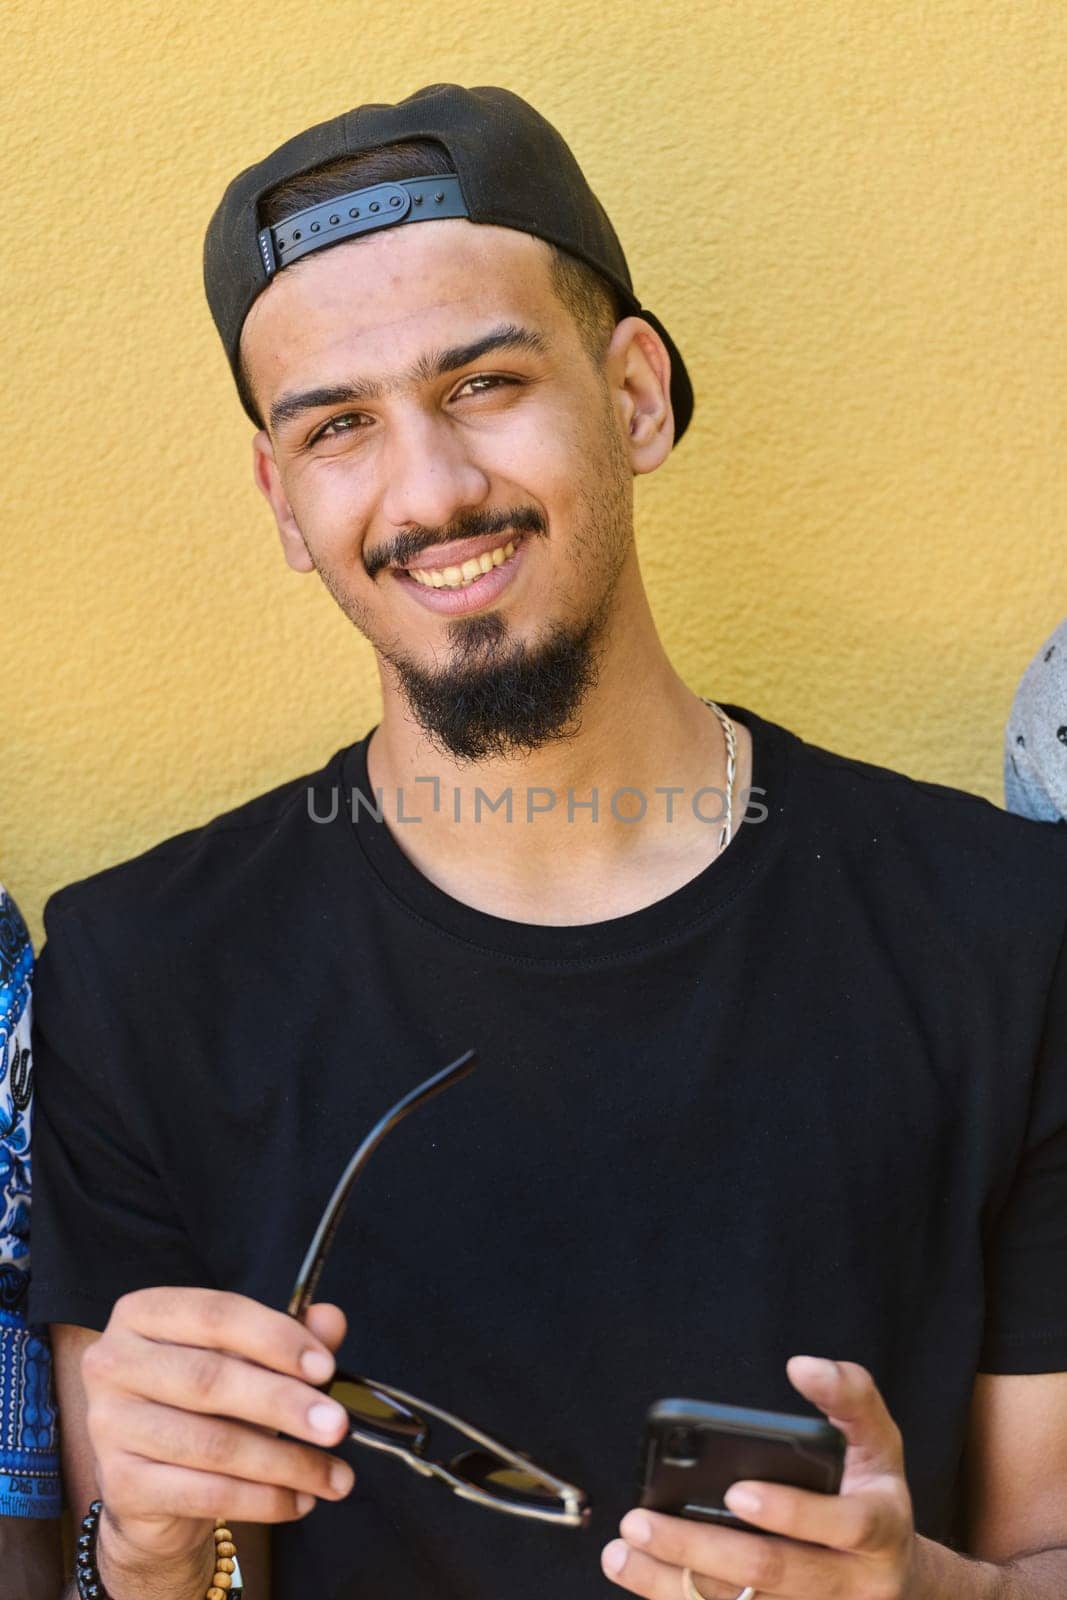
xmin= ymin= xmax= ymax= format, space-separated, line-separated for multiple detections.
xmin=304 ymin=1301 xmax=347 ymax=1356
xmin=786 ymin=1355 xmax=905 ymax=1485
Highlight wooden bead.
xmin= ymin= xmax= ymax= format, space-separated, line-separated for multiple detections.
xmin=207 ymin=1515 xmax=237 ymax=1600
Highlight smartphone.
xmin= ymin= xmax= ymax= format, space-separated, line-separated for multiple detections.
xmin=639 ymin=1399 xmax=846 ymax=1534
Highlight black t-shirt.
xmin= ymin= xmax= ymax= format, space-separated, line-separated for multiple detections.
xmin=29 ymin=704 xmax=1067 ymax=1599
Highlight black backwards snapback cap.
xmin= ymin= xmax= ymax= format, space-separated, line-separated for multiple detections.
xmin=203 ymin=83 xmax=694 ymax=445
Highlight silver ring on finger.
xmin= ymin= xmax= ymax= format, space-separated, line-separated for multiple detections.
xmin=680 ymin=1568 xmax=757 ymax=1600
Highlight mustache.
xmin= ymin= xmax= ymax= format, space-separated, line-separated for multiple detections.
xmin=366 ymin=506 xmax=547 ymax=580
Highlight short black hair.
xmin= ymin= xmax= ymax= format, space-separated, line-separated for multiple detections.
xmin=237 ymin=137 xmax=624 ymax=428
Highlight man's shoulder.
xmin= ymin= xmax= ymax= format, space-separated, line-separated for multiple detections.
xmin=797 ymin=720 xmax=1064 ymax=837
xmin=42 ymin=744 xmax=355 ymax=945
xmin=783 ymin=716 xmax=1067 ymax=930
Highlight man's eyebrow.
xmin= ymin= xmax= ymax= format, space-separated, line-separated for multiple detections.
xmin=269 ymin=322 xmax=550 ymax=434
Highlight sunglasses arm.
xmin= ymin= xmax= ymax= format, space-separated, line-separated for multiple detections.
xmin=287 ymin=1048 xmax=477 ymax=1321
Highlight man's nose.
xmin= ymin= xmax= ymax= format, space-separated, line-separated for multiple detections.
xmin=379 ymin=408 xmax=490 ymax=532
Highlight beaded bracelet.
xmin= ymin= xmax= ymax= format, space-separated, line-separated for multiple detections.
xmin=74 ymin=1500 xmax=243 ymax=1599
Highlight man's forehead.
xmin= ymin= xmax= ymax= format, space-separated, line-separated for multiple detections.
xmin=241 ymin=218 xmax=560 ymax=365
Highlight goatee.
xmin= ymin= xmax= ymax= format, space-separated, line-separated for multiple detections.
xmin=381 ymin=597 xmax=614 ymax=764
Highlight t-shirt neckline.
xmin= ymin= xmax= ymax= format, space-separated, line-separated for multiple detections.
xmin=341 ymin=702 xmax=793 ymax=962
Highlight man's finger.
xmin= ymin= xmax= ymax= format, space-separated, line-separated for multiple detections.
xmin=612 ymin=1508 xmax=845 ymax=1597
xmin=109 ymin=1288 xmax=338 ymax=1384
xmin=107 ymin=1395 xmax=355 ymax=1503
xmin=601 ymin=1540 xmax=746 ymax=1599
xmin=101 ymin=1455 xmax=321 ymax=1528
xmin=304 ymin=1302 xmax=347 ymax=1353
xmin=786 ymin=1355 xmax=905 ymax=1479
xmin=723 ymin=1476 xmax=906 ymax=1553
xmin=85 ymin=1329 xmax=351 ymax=1447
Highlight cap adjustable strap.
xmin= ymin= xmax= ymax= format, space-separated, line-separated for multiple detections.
xmin=257 ymin=174 xmax=469 ymax=277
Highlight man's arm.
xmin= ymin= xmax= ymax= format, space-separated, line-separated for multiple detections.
xmin=0 ymin=1308 xmax=64 ymax=1599
xmin=53 ymin=1322 xmax=273 ymax=1599
xmin=901 ymin=1369 xmax=1067 ymax=1597
xmin=0 ymin=886 xmax=64 ymax=1594
xmin=0 ymin=1518 xmax=63 ymax=1599
xmin=958 ymin=1370 xmax=1067 ymax=1575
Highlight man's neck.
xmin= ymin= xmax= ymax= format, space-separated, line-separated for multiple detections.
xmin=365 ymin=671 xmax=753 ymax=926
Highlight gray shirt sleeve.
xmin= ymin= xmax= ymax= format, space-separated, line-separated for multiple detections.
xmin=1004 ymin=620 xmax=1067 ymax=823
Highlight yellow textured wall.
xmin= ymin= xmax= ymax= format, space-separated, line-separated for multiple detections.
xmin=6 ymin=1 xmax=1066 ymax=944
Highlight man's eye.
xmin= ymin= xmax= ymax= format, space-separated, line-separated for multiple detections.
xmin=308 ymin=378 xmax=517 ymax=445
xmin=456 ymin=374 xmax=516 ymax=398
xmin=312 ymin=412 xmax=366 ymax=443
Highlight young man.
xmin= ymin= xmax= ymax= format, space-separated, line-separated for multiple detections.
xmin=29 ymin=84 xmax=1067 ymax=1600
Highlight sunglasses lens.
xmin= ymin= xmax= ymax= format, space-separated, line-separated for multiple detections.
xmin=329 ymin=1375 xmax=426 ymax=1444
xmin=452 ymin=1449 xmax=563 ymax=1507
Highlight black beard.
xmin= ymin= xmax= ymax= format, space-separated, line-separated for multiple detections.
xmin=380 ymin=597 xmax=614 ymax=764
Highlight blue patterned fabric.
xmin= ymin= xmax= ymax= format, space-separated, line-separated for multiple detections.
xmin=0 ymin=887 xmax=61 ymax=1517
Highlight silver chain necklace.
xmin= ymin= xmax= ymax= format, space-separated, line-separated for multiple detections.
xmin=701 ymin=698 xmax=736 ymax=856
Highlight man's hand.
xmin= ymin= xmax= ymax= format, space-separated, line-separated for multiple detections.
xmin=81 ymin=1287 xmax=356 ymax=1589
xmin=602 ymin=1356 xmax=919 ymax=1599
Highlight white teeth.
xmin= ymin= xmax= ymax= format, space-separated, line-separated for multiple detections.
xmin=408 ymin=538 xmax=519 ymax=589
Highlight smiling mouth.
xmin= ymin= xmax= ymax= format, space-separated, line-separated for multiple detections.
xmin=399 ymin=535 xmax=523 ymax=590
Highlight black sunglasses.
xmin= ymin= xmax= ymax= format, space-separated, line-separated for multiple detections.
xmin=288 ymin=1049 xmax=591 ymax=1528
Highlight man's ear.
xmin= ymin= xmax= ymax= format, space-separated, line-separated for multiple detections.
xmin=607 ymin=316 xmax=675 ymax=475
xmin=251 ymin=431 xmax=315 ymax=573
